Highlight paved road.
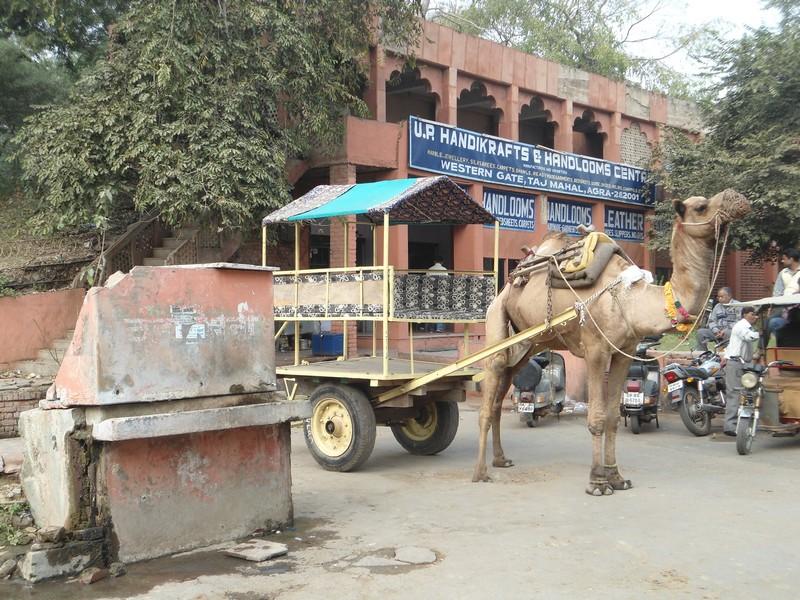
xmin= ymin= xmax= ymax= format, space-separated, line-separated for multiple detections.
xmin=8 ymin=407 xmax=800 ymax=599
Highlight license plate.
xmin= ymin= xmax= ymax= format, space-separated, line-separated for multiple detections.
xmin=623 ymin=392 xmax=644 ymax=406
xmin=667 ymin=380 xmax=683 ymax=393
xmin=517 ymin=402 xmax=536 ymax=413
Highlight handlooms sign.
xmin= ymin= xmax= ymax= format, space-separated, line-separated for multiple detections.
xmin=408 ymin=116 xmax=653 ymax=207
xmin=482 ymin=187 xmax=536 ymax=231
xmin=547 ymin=198 xmax=594 ymax=235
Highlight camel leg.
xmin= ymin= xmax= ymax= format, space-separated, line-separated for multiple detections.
xmin=584 ymin=347 xmax=614 ymax=496
xmin=604 ymin=351 xmax=634 ymax=491
xmin=490 ymin=370 xmax=514 ymax=469
xmin=472 ymin=293 xmax=512 ymax=482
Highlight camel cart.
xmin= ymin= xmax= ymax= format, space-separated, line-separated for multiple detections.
xmin=261 ymin=176 xmax=577 ymax=471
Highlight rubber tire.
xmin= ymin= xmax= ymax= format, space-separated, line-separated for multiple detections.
xmin=630 ymin=414 xmax=641 ymax=434
xmin=391 ymin=400 xmax=459 ymax=455
xmin=304 ymin=384 xmax=376 ymax=472
xmin=679 ymin=388 xmax=712 ymax=436
xmin=525 ymin=414 xmax=537 ymax=428
xmin=736 ymin=417 xmax=755 ymax=456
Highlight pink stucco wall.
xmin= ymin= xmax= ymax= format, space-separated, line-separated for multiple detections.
xmin=0 ymin=288 xmax=85 ymax=365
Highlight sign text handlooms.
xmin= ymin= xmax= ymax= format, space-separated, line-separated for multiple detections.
xmin=409 ymin=116 xmax=653 ymax=207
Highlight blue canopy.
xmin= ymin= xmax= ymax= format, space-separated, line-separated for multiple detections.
xmin=262 ymin=176 xmax=495 ymax=225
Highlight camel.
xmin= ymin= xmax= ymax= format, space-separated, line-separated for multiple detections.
xmin=472 ymin=189 xmax=751 ymax=494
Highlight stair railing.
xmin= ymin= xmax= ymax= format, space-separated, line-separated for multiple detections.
xmin=164 ymin=230 xmax=199 ymax=266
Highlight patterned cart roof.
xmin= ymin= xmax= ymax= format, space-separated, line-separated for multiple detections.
xmin=262 ymin=176 xmax=496 ymax=225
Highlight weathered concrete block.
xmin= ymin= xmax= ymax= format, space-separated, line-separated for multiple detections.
xmin=19 ymin=539 xmax=103 ymax=582
xmin=19 ymin=408 xmax=86 ymax=529
xmin=92 ymin=400 xmax=310 ymax=441
xmin=98 ymin=423 xmax=294 ymax=563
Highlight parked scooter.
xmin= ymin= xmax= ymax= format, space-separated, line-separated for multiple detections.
xmin=512 ymin=351 xmax=567 ymax=427
xmin=661 ymin=349 xmax=725 ymax=436
xmin=620 ymin=335 xmax=662 ymax=434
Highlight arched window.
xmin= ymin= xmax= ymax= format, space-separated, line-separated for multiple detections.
xmin=457 ymin=81 xmax=502 ymax=135
xmin=573 ymin=110 xmax=605 ymax=159
xmin=519 ymin=96 xmax=555 ymax=148
xmin=385 ymin=67 xmax=437 ymax=123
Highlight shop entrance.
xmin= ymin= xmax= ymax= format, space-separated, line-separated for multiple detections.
xmin=408 ymin=224 xmax=454 ymax=333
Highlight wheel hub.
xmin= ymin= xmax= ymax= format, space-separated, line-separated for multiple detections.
xmin=311 ymin=398 xmax=353 ymax=457
xmin=400 ymin=404 xmax=438 ymax=442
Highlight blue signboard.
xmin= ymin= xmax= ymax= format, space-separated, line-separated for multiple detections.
xmin=547 ymin=198 xmax=594 ymax=235
xmin=409 ymin=116 xmax=653 ymax=207
xmin=482 ymin=187 xmax=536 ymax=230
xmin=604 ymin=206 xmax=645 ymax=241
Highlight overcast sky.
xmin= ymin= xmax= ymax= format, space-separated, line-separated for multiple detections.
xmin=630 ymin=0 xmax=781 ymax=74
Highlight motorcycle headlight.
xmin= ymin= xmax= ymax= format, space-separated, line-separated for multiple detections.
xmin=740 ymin=372 xmax=758 ymax=389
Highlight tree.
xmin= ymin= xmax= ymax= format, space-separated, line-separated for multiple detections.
xmin=427 ymin=0 xmax=710 ymax=97
xmin=13 ymin=0 xmax=423 ymax=232
xmin=0 ymin=39 xmax=68 ymax=195
xmin=650 ymin=1 xmax=800 ymax=257
xmin=0 ymin=1 xmax=131 ymax=72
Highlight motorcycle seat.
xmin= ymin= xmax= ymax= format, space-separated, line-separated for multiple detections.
xmin=685 ymin=366 xmax=709 ymax=379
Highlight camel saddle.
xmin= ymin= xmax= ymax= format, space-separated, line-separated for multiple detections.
xmin=511 ymin=232 xmax=621 ymax=289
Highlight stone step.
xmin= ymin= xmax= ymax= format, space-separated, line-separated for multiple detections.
xmin=161 ymin=237 xmax=183 ymax=249
xmin=143 ymin=258 xmax=166 ymax=267
xmin=152 ymin=247 xmax=172 ymax=259
xmin=13 ymin=359 xmax=59 ymax=377
xmin=51 ymin=338 xmax=72 ymax=352
xmin=36 ymin=348 xmax=65 ymax=363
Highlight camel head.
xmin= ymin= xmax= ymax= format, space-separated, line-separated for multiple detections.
xmin=672 ymin=189 xmax=750 ymax=241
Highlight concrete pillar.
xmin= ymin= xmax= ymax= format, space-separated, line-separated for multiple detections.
xmin=606 ymin=111 xmax=622 ymax=162
xmin=329 ymin=164 xmax=358 ymax=356
xmin=556 ymin=99 xmax=573 ymax=152
xmin=365 ymin=46 xmax=386 ymax=122
xmin=499 ymin=84 xmax=519 ymax=141
xmin=437 ymin=67 xmax=458 ymax=125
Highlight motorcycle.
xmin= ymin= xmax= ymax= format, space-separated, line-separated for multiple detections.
xmin=512 ymin=351 xmax=566 ymax=427
xmin=661 ymin=349 xmax=726 ymax=436
xmin=620 ymin=336 xmax=662 ymax=434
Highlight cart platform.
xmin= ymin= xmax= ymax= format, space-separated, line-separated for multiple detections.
xmin=277 ymin=356 xmax=481 ymax=386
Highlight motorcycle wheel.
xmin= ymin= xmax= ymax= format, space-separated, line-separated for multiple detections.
xmin=630 ymin=414 xmax=641 ymax=434
xmin=678 ymin=388 xmax=712 ymax=436
xmin=736 ymin=417 xmax=756 ymax=455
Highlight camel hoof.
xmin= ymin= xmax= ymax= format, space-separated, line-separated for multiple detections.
xmin=612 ymin=479 xmax=633 ymax=490
xmin=492 ymin=458 xmax=514 ymax=468
xmin=472 ymin=470 xmax=491 ymax=483
xmin=585 ymin=482 xmax=614 ymax=496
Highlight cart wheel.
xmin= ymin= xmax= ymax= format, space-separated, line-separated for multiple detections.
xmin=304 ymin=384 xmax=376 ymax=472
xmin=391 ymin=400 xmax=459 ymax=455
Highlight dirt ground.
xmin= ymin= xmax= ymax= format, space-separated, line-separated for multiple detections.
xmin=4 ymin=406 xmax=800 ymax=599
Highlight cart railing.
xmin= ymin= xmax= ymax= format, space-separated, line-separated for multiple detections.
xmin=273 ymin=266 xmax=494 ymax=323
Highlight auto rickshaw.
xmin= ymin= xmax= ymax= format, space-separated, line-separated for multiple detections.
xmin=729 ymin=294 xmax=800 ymax=455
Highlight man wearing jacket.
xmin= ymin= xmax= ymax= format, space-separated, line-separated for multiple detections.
xmin=695 ymin=287 xmax=739 ymax=352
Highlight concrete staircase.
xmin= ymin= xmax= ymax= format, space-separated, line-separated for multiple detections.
xmin=8 ymin=329 xmax=75 ymax=379
xmin=142 ymin=229 xmax=198 ymax=267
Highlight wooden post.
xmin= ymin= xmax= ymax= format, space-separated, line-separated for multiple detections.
xmin=294 ymin=222 xmax=300 ymax=366
xmin=493 ymin=220 xmax=500 ymax=294
xmin=342 ymin=219 xmax=349 ymax=361
xmin=261 ymin=226 xmax=266 ymax=267
xmin=383 ymin=213 xmax=390 ymax=377
xmin=409 ymin=322 xmax=415 ymax=375
xmin=372 ymin=224 xmax=377 ymax=357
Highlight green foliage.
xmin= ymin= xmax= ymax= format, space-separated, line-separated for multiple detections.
xmin=0 ymin=1 xmax=130 ymax=71
xmin=430 ymin=0 xmax=709 ymax=97
xmin=650 ymin=5 xmax=800 ymax=257
xmin=0 ymin=39 xmax=69 ymax=195
xmin=0 ymin=502 xmax=29 ymax=545
xmin=13 ymin=1 xmax=423 ymax=232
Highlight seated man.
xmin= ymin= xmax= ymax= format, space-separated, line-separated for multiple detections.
xmin=769 ymin=248 xmax=800 ymax=334
xmin=694 ymin=287 xmax=739 ymax=352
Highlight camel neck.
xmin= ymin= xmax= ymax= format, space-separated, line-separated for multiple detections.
xmin=668 ymin=225 xmax=716 ymax=315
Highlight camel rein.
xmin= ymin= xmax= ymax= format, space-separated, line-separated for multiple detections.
xmin=550 ymin=212 xmax=730 ymax=362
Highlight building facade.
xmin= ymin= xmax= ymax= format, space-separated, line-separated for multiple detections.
xmin=270 ymin=20 xmax=775 ymax=357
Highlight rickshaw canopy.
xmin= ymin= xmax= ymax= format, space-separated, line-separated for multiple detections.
xmin=262 ymin=176 xmax=496 ymax=225
xmin=727 ymin=294 xmax=800 ymax=308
